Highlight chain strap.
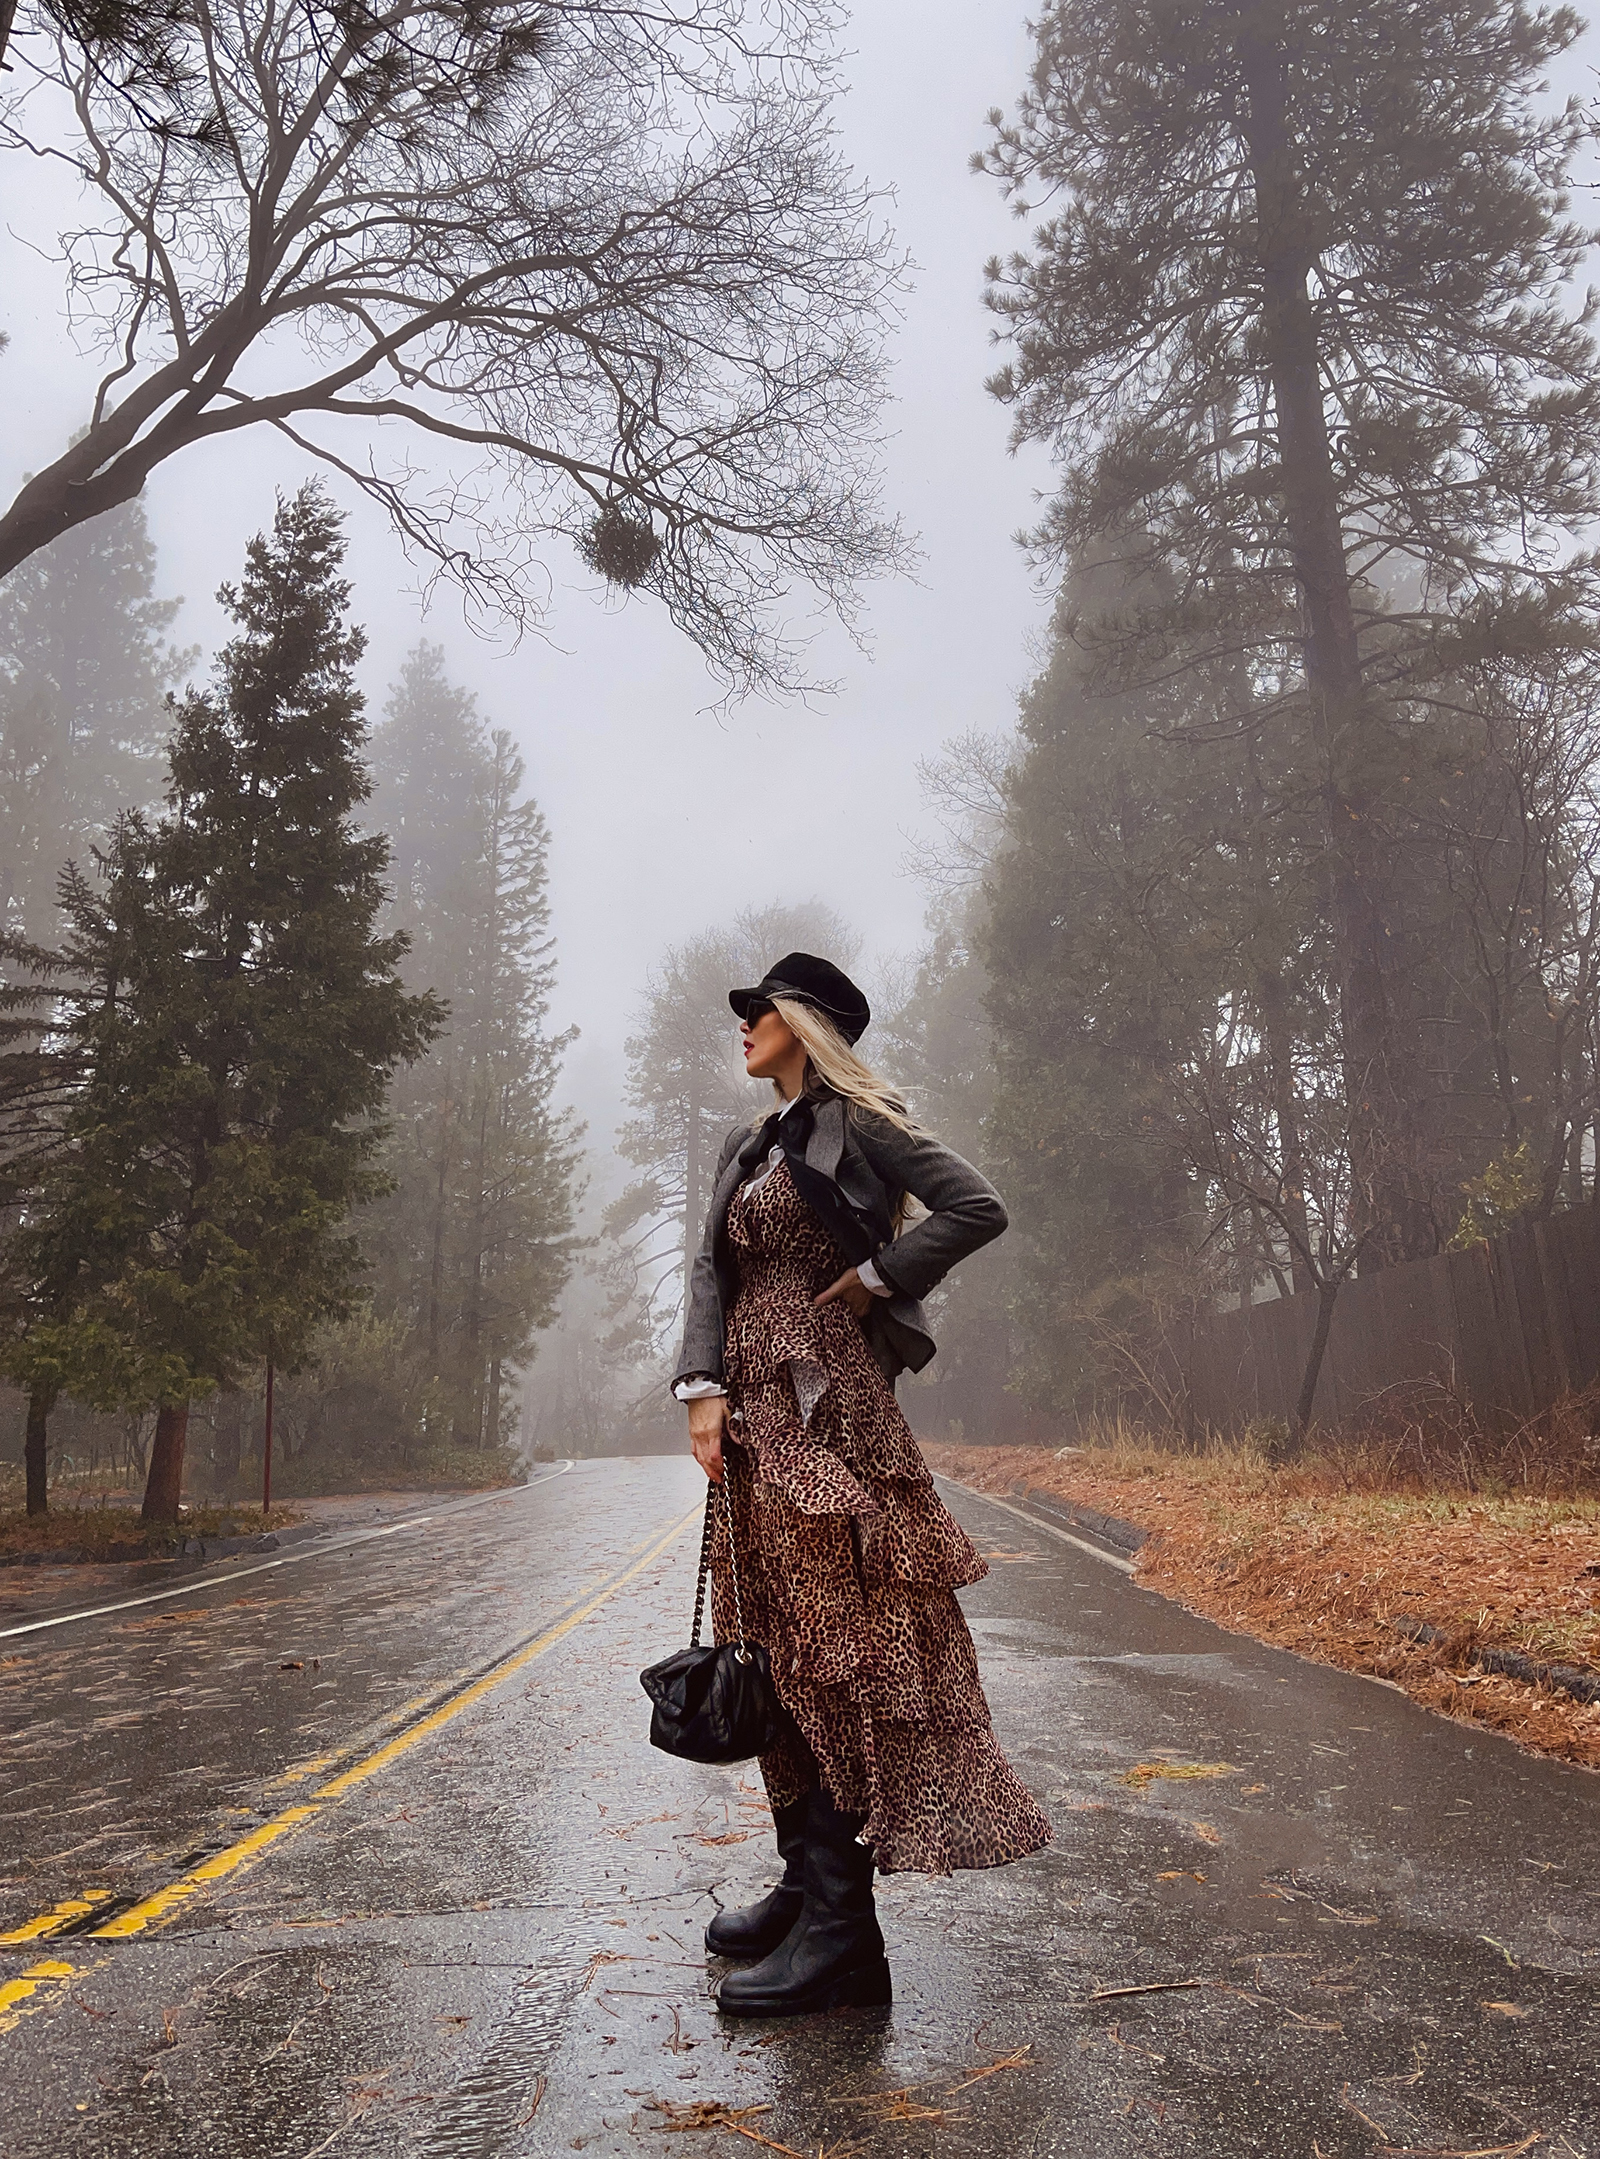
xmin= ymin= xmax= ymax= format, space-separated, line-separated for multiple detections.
xmin=688 ymin=1460 xmax=751 ymax=1664
xmin=687 ymin=1482 xmax=716 ymax=1647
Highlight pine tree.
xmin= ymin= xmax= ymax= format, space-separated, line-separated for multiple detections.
xmin=11 ymin=485 xmax=439 ymax=1521
xmin=365 ymin=651 xmax=579 ymax=1455
xmin=869 ymin=735 xmax=1022 ymax=1436
xmin=0 ymin=498 xmax=188 ymax=944
xmin=979 ymin=0 xmax=1600 ymax=1263
xmin=983 ymin=575 xmax=1268 ymax=1409
xmin=0 ymin=928 xmax=85 ymax=1513
xmin=983 ymin=548 xmax=1600 ymax=1424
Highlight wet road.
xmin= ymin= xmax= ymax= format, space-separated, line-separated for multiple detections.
xmin=1 ymin=1455 xmax=1595 ymax=2158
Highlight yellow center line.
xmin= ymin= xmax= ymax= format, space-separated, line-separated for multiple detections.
xmin=0 ymin=1960 xmax=86 ymax=2035
xmin=0 ymin=1891 xmax=114 ymax=1945
xmin=1 ymin=1504 xmax=699 ymax=1957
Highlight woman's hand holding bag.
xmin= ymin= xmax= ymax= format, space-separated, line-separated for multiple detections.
xmin=639 ymin=1465 xmax=781 ymax=1765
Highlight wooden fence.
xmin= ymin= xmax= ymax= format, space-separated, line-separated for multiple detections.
xmin=1158 ymin=1204 xmax=1600 ymax=1437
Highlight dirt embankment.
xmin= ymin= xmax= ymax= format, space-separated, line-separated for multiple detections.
xmin=923 ymin=1440 xmax=1600 ymax=1770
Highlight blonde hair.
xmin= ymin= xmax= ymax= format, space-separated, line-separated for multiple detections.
xmin=766 ymin=997 xmax=924 ymax=1234
xmin=769 ymin=997 xmax=920 ymax=1136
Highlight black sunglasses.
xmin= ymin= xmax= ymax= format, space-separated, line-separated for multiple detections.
xmin=743 ymin=999 xmax=775 ymax=1025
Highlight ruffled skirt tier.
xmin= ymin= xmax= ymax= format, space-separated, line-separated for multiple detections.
xmin=709 ymin=1160 xmax=1052 ymax=1876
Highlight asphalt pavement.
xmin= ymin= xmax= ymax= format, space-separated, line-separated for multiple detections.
xmin=0 ymin=1454 xmax=1595 ymax=2158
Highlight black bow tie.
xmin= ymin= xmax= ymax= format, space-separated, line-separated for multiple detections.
xmin=750 ymin=1096 xmax=815 ymax=1163
xmin=744 ymin=1095 xmax=869 ymax=1267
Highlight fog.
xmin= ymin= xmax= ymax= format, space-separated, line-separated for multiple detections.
xmin=11 ymin=0 xmax=1600 ymax=1495
xmin=0 ymin=5 xmax=1048 ymax=1145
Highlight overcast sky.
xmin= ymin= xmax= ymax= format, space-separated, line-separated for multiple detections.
xmin=1 ymin=7 xmax=1050 ymax=1142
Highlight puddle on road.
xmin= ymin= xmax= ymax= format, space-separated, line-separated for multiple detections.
xmin=418 ymin=1958 xmax=587 ymax=2157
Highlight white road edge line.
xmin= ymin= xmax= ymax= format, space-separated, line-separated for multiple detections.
xmin=933 ymin=1473 xmax=1139 ymax=1576
xmin=0 ymin=1461 xmax=577 ymax=1641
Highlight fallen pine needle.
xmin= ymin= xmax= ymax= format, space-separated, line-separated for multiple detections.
xmin=649 ymin=2098 xmax=859 ymax=2155
xmin=1084 ymin=1980 xmax=1207 ymax=2003
xmin=1118 ymin=1759 xmax=1236 ymax=1791
xmin=1375 ymin=2141 xmax=1544 ymax=2158
xmin=944 ymin=2043 xmax=1034 ymax=2090
xmin=829 ymin=2091 xmax=956 ymax=2124
xmin=1339 ymin=2086 xmax=1544 ymax=2157
xmin=651 ymin=2100 xmax=772 ymax=2134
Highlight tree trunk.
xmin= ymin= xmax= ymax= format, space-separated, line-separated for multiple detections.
xmin=1260 ymin=975 xmax=1315 ymax=1292
xmin=24 ymin=1384 xmax=54 ymax=1518
xmin=261 ymin=1362 xmax=275 ymax=1514
xmin=215 ymin=1392 xmax=245 ymax=1497
xmin=428 ymin=1085 xmax=453 ymax=1369
xmin=140 ymin=1402 xmax=190 ymax=1525
xmin=1239 ymin=19 xmax=1425 ymax=1268
xmin=1291 ymin=1276 xmax=1340 ymax=1443
xmin=460 ymin=1076 xmax=490 ymax=1448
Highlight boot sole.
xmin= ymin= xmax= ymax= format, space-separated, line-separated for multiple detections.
xmin=716 ymin=1957 xmax=892 ymax=2018
xmin=705 ymin=1928 xmax=799 ymax=1960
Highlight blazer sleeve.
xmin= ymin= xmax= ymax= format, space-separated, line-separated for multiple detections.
xmin=847 ymin=1109 xmax=1008 ymax=1304
xmin=671 ymin=1123 xmax=747 ymax=1390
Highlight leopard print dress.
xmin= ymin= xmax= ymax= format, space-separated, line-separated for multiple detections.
xmin=708 ymin=1157 xmax=1053 ymax=1876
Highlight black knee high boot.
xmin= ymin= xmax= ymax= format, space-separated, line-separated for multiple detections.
xmin=715 ymin=1785 xmax=892 ymax=2017
xmin=704 ymin=1795 xmax=807 ymax=1958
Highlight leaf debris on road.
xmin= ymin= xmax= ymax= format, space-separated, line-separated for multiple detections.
xmin=1118 ymin=1758 xmax=1237 ymax=1790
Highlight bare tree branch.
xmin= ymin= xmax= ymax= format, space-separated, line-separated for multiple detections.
xmin=0 ymin=0 xmax=907 ymax=693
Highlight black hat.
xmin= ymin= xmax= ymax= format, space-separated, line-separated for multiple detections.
xmin=728 ymin=951 xmax=871 ymax=1045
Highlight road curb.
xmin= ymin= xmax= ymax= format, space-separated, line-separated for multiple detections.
xmin=1391 ymin=1615 xmax=1600 ymax=1706
xmin=1005 ymin=1482 xmax=1149 ymax=1560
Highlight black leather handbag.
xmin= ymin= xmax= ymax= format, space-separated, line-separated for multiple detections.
xmin=640 ymin=1468 xmax=780 ymax=1765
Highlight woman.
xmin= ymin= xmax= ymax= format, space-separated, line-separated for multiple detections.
xmin=674 ymin=951 xmax=1051 ymax=2019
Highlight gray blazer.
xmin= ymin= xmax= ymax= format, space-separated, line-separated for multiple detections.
xmin=672 ymin=1092 xmax=1007 ymax=1390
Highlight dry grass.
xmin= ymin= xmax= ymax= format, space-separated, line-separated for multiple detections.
xmin=924 ymin=1432 xmax=1600 ymax=1769
xmin=0 ymin=1500 xmax=304 ymax=1562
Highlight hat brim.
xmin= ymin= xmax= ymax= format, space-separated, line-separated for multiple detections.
xmin=727 ymin=981 xmax=868 ymax=1045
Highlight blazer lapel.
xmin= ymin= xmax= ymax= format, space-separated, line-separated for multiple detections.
xmin=806 ymin=1096 xmax=847 ymax=1183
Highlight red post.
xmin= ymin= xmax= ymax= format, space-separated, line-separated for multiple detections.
xmin=262 ymin=1361 xmax=275 ymax=1517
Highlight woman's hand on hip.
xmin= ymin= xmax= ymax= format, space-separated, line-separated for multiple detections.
xmin=814 ymin=1267 xmax=874 ymax=1320
xmin=686 ymin=1393 xmax=727 ymax=1483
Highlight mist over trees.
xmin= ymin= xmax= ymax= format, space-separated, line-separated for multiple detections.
xmin=359 ymin=645 xmax=581 ymax=1464
xmin=18 ymin=0 xmax=1600 ymax=1477
xmin=0 ymin=499 xmax=188 ymax=946
xmin=0 ymin=0 xmax=905 ymax=689
xmin=947 ymin=0 xmax=1600 ymax=1424
xmin=0 ymin=495 xmax=583 ymax=1514
xmin=1 ymin=488 xmax=441 ymax=1519
xmin=978 ymin=0 xmax=1600 ymax=1277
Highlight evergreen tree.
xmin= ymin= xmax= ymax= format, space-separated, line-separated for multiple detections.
xmin=876 ymin=735 xmax=1023 ymax=1437
xmin=0 ymin=498 xmax=188 ymax=944
xmin=983 ymin=573 xmax=1265 ymax=1410
xmin=0 ymin=928 xmax=85 ymax=1513
xmin=10 ymin=484 xmax=438 ymax=1521
xmin=984 ymin=551 xmax=1600 ymax=1423
xmin=366 ymin=651 xmax=580 ymax=1453
xmin=979 ymin=0 xmax=1600 ymax=1263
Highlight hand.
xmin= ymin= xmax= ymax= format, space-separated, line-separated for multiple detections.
xmin=686 ymin=1393 xmax=728 ymax=1482
xmin=814 ymin=1266 xmax=874 ymax=1320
